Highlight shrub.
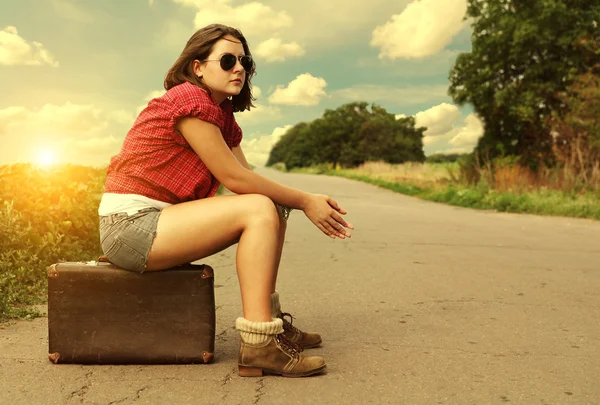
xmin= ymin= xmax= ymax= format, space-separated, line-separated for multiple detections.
xmin=0 ymin=202 xmax=45 ymax=320
xmin=0 ymin=164 xmax=105 ymax=321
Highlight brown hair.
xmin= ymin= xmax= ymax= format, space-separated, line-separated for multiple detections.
xmin=164 ymin=24 xmax=256 ymax=112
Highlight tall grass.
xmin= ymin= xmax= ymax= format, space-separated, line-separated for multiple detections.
xmin=459 ymin=154 xmax=600 ymax=194
xmin=344 ymin=161 xmax=456 ymax=187
xmin=287 ymin=160 xmax=600 ymax=220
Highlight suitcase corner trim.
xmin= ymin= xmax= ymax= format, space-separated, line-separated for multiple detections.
xmin=202 ymin=351 xmax=214 ymax=364
xmin=48 ymin=352 xmax=60 ymax=364
xmin=47 ymin=264 xmax=59 ymax=278
xmin=201 ymin=265 xmax=214 ymax=279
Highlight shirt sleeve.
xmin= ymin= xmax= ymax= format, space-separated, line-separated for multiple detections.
xmin=170 ymin=84 xmax=225 ymax=130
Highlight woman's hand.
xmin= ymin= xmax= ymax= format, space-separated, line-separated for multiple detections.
xmin=302 ymin=194 xmax=354 ymax=239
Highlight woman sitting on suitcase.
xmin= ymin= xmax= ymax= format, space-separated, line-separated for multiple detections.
xmin=98 ymin=23 xmax=354 ymax=377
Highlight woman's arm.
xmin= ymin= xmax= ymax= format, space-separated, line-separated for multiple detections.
xmin=177 ymin=117 xmax=353 ymax=237
xmin=231 ymin=145 xmax=252 ymax=171
xmin=177 ymin=117 xmax=309 ymax=209
xmin=232 ymin=145 xmax=295 ymax=219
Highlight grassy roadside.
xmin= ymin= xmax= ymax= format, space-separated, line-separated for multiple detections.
xmin=284 ymin=164 xmax=600 ymax=221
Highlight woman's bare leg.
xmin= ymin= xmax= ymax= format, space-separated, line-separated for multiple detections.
xmin=145 ymin=194 xmax=281 ymax=322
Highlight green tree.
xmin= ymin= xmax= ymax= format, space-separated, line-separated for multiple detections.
xmin=266 ymin=122 xmax=306 ymax=167
xmin=319 ymin=102 xmax=371 ymax=167
xmin=449 ymin=0 xmax=600 ymax=169
xmin=549 ymin=66 xmax=600 ymax=183
xmin=284 ymin=123 xmax=321 ymax=170
xmin=267 ymin=102 xmax=427 ymax=169
xmin=358 ymin=107 xmax=426 ymax=164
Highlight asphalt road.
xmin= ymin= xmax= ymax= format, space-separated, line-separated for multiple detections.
xmin=2 ymin=167 xmax=599 ymax=404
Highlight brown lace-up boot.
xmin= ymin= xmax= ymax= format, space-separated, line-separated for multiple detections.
xmin=236 ymin=317 xmax=326 ymax=378
xmin=270 ymin=292 xmax=323 ymax=349
xmin=280 ymin=312 xmax=322 ymax=349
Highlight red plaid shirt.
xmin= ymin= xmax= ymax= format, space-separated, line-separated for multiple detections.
xmin=104 ymin=82 xmax=243 ymax=204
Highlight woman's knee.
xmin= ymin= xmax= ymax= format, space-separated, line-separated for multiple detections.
xmin=243 ymin=194 xmax=280 ymax=227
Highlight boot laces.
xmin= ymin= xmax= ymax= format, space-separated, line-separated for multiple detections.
xmin=281 ymin=312 xmax=302 ymax=336
xmin=275 ymin=333 xmax=303 ymax=356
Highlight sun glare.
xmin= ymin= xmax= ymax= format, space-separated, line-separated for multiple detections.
xmin=36 ymin=149 xmax=56 ymax=168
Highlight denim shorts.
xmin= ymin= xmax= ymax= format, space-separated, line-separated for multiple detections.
xmin=99 ymin=207 xmax=162 ymax=273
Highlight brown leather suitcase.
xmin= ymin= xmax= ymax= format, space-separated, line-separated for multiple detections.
xmin=47 ymin=260 xmax=215 ymax=364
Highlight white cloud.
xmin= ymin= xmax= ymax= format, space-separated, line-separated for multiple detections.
xmin=0 ymin=102 xmax=106 ymax=137
xmin=60 ymin=135 xmax=121 ymax=154
xmin=137 ymin=89 xmax=167 ymax=115
xmin=235 ymin=85 xmax=282 ymax=125
xmin=169 ymin=0 xmax=418 ymax=51
xmin=268 ymin=73 xmax=327 ymax=106
xmin=271 ymin=126 xmax=292 ymax=138
xmin=415 ymin=103 xmax=461 ymax=138
xmin=371 ymin=0 xmax=468 ymax=60
xmin=173 ymin=0 xmax=293 ymax=38
xmin=235 ymin=104 xmax=281 ymax=126
xmin=0 ymin=106 xmax=28 ymax=132
xmin=145 ymin=90 xmax=167 ymax=102
xmin=108 ymin=109 xmax=135 ymax=125
xmin=403 ymin=102 xmax=484 ymax=154
xmin=241 ymin=125 xmax=292 ymax=166
xmin=449 ymin=114 xmax=484 ymax=147
xmin=266 ymin=0 xmax=413 ymax=49
xmin=156 ymin=19 xmax=195 ymax=50
xmin=48 ymin=134 xmax=123 ymax=167
xmin=255 ymin=38 xmax=305 ymax=62
xmin=0 ymin=26 xmax=59 ymax=67
xmin=334 ymin=84 xmax=449 ymax=105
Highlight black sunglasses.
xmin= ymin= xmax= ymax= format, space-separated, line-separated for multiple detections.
xmin=204 ymin=53 xmax=254 ymax=72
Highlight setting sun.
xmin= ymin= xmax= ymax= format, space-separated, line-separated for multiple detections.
xmin=36 ymin=149 xmax=56 ymax=167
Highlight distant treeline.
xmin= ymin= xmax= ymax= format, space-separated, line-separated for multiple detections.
xmin=267 ymin=102 xmax=426 ymax=170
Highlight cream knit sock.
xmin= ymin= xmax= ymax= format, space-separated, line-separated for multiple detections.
xmin=235 ymin=317 xmax=284 ymax=345
xmin=270 ymin=291 xmax=282 ymax=318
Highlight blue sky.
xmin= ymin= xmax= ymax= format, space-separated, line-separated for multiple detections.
xmin=0 ymin=0 xmax=483 ymax=167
